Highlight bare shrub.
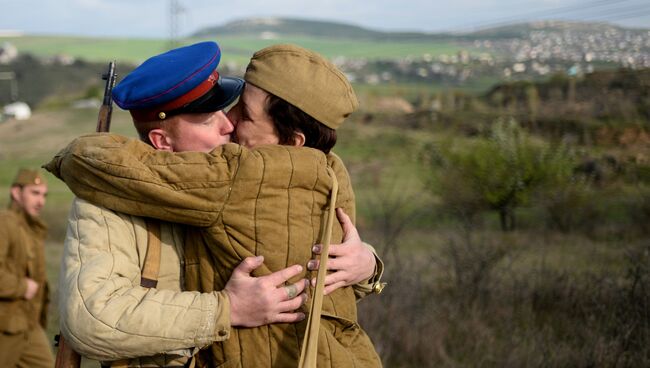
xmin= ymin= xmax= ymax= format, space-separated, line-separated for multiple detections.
xmin=627 ymin=186 xmax=650 ymax=236
xmin=539 ymin=178 xmax=601 ymax=234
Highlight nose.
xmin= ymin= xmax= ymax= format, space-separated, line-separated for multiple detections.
xmin=216 ymin=111 xmax=234 ymax=135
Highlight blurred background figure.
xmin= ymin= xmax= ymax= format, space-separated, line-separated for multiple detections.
xmin=0 ymin=168 xmax=53 ymax=368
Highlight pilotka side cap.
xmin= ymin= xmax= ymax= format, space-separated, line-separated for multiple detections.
xmin=244 ymin=44 xmax=359 ymax=130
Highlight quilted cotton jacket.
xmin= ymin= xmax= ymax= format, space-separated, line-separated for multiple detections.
xmin=59 ymin=198 xmax=231 ymax=366
xmin=46 ymin=133 xmax=381 ymax=367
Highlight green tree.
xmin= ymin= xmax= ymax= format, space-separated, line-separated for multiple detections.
xmin=434 ymin=119 xmax=574 ymax=231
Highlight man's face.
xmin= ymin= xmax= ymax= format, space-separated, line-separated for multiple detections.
xmin=167 ymin=110 xmax=234 ymax=152
xmin=11 ymin=183 xmax=48 ymax=217
xmin=227 ymin=84 xmax=279 ymax=148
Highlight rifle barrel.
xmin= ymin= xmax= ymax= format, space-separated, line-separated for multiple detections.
xmin=96 ymin=61 xmax=117 ymax=133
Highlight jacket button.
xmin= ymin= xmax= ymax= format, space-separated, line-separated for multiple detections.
xmin=218 ymin=329 xmax=228 ymax=337
xmin=372 ymin=282 xmax=386 ymax=295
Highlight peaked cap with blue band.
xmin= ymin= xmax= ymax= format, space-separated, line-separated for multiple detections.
xmin=113 ymin=41 xmax=244 ymax=122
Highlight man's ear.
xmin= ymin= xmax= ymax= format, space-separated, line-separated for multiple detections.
xmin=292 ymin=132 xmax=306 ymax=147
xmin=148 ymin=128 xmax=173 ymax=151
xmin=10 ymin=186 xmax=22 ymax=203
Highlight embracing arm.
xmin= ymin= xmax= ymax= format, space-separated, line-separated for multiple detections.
xmin=44 ymin=133 xmax=241 ymax=227
xmin=314 ymin=152 xmax=385 ymax=299
xmin=309 ymin=209 xmax=386 ymax=299
xmin=61 ymin=198 xmax=308 ymax=360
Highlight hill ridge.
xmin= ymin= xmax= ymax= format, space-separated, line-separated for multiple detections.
xmin=192 ymin=16 xmax=650 ymax=40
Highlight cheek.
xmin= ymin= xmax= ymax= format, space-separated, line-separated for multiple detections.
xmin=235 ymin=123 xmax=250 ymax=139
xmin=226 ymin=109 xmax=239 ymax=124
xmin=27 ymin=195 xmax=39 ymax=206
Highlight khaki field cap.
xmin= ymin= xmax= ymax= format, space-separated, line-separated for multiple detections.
xmin=244 ymin=44 xmax=358 ymax=130
xmin=12 ymin=168 xmax=46 ymax=187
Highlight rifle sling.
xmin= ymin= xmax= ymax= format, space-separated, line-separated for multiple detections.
xmin=298 ymin=167 xmax=339 ymax=368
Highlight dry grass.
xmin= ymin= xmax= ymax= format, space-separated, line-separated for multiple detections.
xmin=357 ymin=229 xmax=650 ymax=367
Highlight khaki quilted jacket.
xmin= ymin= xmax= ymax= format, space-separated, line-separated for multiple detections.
xmin=0 ymin=204 xmax=48 ymax=335
xmin=45 ymin=133 xmax=381 ymax=367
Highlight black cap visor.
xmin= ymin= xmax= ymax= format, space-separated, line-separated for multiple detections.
xmin=169 ymin=76 xmax=244 ymax=116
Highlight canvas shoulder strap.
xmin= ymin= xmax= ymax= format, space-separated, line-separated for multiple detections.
xmin=298 ymin=167 xmax=339 ymax=368
xmin=55 ymin=219 xmax=164 ymax=368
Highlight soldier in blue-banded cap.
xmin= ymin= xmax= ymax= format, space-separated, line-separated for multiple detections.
xmin=114 ymin=41 xmax=245 ymax=152
xmin=51 ymin=41 xmax=314 ymax=367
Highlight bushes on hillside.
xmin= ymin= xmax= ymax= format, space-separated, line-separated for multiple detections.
xmin=427 ymin=119 xmax=575 ymax=231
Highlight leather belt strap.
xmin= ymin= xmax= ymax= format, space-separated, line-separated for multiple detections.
xmin=109 ymin=360 xmax=128 ymax=368
xmin=298 ymin=167 xmax=339 ymax=368
xmin=140 ymin=219 xmax=162 ymax=288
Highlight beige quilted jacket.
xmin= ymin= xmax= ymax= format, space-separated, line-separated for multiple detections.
xmin=59 ymin=198 xmax=230 ymax=366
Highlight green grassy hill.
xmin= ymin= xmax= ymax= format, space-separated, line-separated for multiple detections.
xmin=193 ymin=17 xmax=456 ymax=42
xmin=0 ymin=34 xmax=470 ymax=65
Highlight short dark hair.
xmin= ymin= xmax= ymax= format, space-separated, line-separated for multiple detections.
xmin=266 ymin=94 xmax=337 ymax=154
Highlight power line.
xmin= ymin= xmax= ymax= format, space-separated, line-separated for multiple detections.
xmin=460 ymin=0 xmax=647 ymax=32
xmin=573 ymin=4 xmax=650 ymax=21
xmin=517 ymin=0 xmax=631 ymax=19
xmin=590 ymin=7 xmax=650 ymax=22
xmin=169 ymin=0 xmax=186 ymax=49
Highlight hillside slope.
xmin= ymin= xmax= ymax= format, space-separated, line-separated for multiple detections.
xmin=192 ymin=17 xmax=452 ymax=41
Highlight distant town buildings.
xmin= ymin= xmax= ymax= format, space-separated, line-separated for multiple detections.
xmin=332 ymin=23 xmax=649 ymax=85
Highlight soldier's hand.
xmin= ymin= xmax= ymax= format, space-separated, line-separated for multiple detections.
xmin=308 ymin=208 xmax=376 ymax=295
xmin=24 ymin=278 xmax=39 ymax=300
xmin=225 ymin=256 xmax=308 ymax=327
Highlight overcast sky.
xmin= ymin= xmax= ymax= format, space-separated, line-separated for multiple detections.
xmin=1 ymin=0 xmax=649 ymax=38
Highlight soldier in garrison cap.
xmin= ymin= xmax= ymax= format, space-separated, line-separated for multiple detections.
xmin=46 ymin=41 xmax=382 ymax=367
xmin=0 ymin=169 xmax=54 ymax=368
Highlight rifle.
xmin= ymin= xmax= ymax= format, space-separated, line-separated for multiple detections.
xmin=55 ymin=60 xmax=117 ymax=368
xmin=96 ymin=61 xmax=117 ymax=133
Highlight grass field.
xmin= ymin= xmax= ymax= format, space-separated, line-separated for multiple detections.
xmin=1 ymin=96 xmax=647 ymax=366
xmin=0 ymin=34 xmax=477 ymax=65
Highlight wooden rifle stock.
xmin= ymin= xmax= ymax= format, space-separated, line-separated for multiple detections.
xmin=55 ymin=60 xmax=117 ymax=368
xmin=54 ymin=334 xmax=81 ymax=368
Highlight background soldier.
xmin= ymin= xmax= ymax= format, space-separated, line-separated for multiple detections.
xmin=0 ymin=168 xmax=53 ymax=368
